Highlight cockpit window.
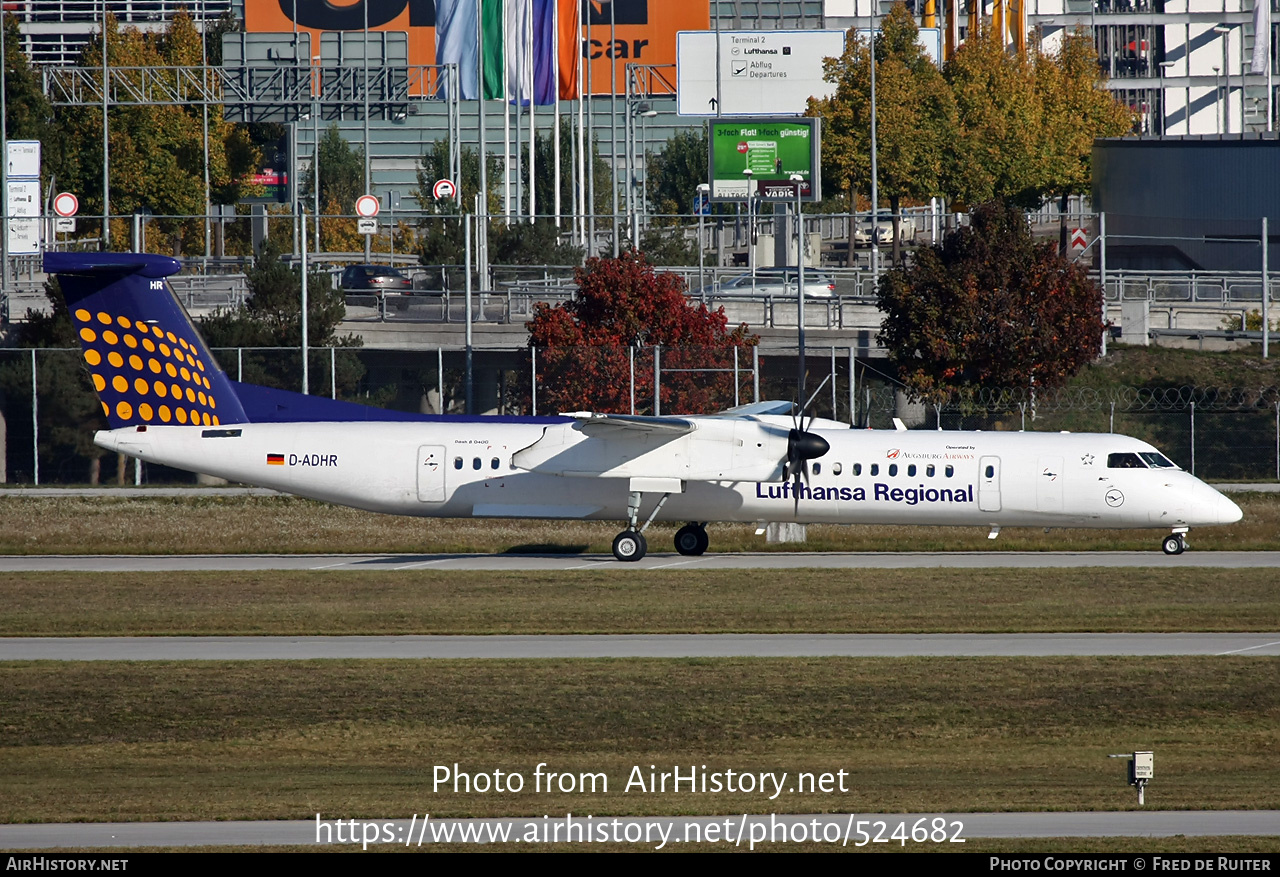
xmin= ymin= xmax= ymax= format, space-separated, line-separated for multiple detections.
xmin=1139 ymin=452 xmax=1178 ymax=469
xmin=1107 ymin=452 xmax=1147 ymax=469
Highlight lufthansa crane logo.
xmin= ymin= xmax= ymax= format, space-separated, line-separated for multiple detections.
xmin=1105 ymin=488 xmax=1124 ymax=507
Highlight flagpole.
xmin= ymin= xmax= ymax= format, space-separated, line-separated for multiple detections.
xmin=609 ymin=0 xmax=618 ymax=256
xmin=578 ymin=28 xmax=586 ymax=247
xmin=585 ymin=1 xmax=594 ymax=254
xmin=527 ymin=0 xmax=535 ymax=223
xmin=503 ymin=0 xmax=511 ymax=219
xmin=478 ymin=0 xmax=487 ymax=215
xmin=552 ymin=0 xmax=561 ymax=227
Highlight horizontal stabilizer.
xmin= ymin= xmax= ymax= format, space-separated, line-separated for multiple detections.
xmin=44 ymin=252 xmax=182 ymax=279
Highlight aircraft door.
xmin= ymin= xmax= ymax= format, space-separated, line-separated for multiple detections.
xmin=417 ymin=445 xmax=446 ymax=502
xmin=978 ymin=456 xmax=1001 ymax=512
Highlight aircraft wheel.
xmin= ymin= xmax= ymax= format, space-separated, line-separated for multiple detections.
xmin=674 ymin=524 xmax=709 ymax=556
xmin=612 ymin=530 xmax=647 ymax=562
xmin=1162 ymin=534 xmax=1186 ymax=556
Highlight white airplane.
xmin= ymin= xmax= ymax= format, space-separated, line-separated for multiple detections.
xmin=50 ymin=252 xmax=1243 ymax=561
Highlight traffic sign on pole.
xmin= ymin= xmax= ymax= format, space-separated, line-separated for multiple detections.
xmin=53 ymin=192 xmax=79 ymax=217
xmin=355 ymin=194 xmax=380 ymax=218
xmin=432 ymin=179 xmax=456 ymax=201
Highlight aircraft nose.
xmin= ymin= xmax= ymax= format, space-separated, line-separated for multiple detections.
xmin=1216 ymin=492 xmax=1244 ymax=524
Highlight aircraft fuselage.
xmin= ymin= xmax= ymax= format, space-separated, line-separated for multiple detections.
xmin=95 ymin=419 xmax=1241 ymax=533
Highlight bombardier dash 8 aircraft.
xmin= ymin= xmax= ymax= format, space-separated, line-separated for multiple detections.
xmin=49 ymin=252 xmax=1243 ymax=561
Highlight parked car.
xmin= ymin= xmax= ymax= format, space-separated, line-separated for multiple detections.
xmin=854 ymin=211 xmax=915 ymax=247
xmin=340 ymin=264 xmax=413 ymax=294
xmin=707 ymin=268 xmax=836 ymax=299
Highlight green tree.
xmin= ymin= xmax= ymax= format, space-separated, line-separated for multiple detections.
xmin=302 ymin=124 xmax=365 ymax=215
xmin=525 ymin=253 xmax=757 ymax=414
xmin=808 ymin=3 xmax=956 ymax=265
xmin=49 ymin=10 xmax=259 ymax=254
xmin=0 ymin=280 xmax=111 ymax=483
xmin=414 ymin=140 xmax=584 ymax=272
xmin=629 ymin=226 xmax=699 ymax=266
xmin=645 ymin=127 xmax=708 ymax=218
xmin=3 ymin=15 xmax=54 ymax=153
xmin=877 ymin=201 xmax=1104 ymax=400
xmin=199 ymin=243 xmax=364 ymax=394
xmin=415 ymin=139 xmax=505 ymax=217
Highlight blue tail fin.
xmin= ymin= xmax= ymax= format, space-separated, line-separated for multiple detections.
xmin=45 ymin=252 xmax=249 ymax=428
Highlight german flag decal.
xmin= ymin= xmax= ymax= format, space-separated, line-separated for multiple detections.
xmin=267 ymin=454 xmax=285 ymax=466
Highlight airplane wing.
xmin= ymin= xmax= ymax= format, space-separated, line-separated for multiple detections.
xmin=711 ymin=400 xmax=795 ymax=418
xmin=513 ymin=408 xmax=805 ymax=484
xmin=565 ymin=413 xmax=695 ymax=438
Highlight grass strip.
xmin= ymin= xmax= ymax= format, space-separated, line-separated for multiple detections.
xmin=1 ymin=568 xmax=1279 ymax=635
xmin=0 ymin=493 xmax=1277 ymax=555
xmin=2 ymin=657 xmax=1277 ymax=823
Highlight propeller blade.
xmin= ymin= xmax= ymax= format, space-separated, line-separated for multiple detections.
xmin=800 ymin=373 xmax=833 ymax=429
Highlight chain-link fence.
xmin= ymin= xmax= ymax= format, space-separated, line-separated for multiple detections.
xmin=1 ymin=345 xmax=1277 ymax=484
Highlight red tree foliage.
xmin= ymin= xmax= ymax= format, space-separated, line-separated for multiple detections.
xmin=877 ymin=201 xmax=1104 ymax=399
xmin=525 ymin=253 xmax=758 ymax=414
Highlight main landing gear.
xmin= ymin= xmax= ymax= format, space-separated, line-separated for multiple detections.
xmin=611 ymin=489 xmax=674 ymax=562
xmin=674 ymin=523 xmax=709 ymax=556
xmin=1162 ymin=530 xmax=1188 ymax=556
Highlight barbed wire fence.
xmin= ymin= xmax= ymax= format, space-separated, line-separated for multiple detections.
xmin=857 ymin=385 xmax=1280 ymax=481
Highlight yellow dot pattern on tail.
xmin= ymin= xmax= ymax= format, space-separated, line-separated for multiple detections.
xmin=75 ymin=308 xmax=221 ymax=427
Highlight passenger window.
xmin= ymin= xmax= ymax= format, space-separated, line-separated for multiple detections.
xmin=945 ymin=465 xmax=953 ymax=477
xmin=926 ymin=464 xmax=935 ymax=477
xmin=985 ymin=465 xmax=994 ymax=478
xmin=832 ymin=462 xmax=842 ymax=476
xmin=907 ymin=464 xmax=916 ymax=477
xmin=888 ymin=464 xmax=898 ymax=477
xmin=813 ymin=463 xmax=822 ymax=474
xmin=490 ymin=457 xmax=500 ymax=469
xmin=472 ymin=457 xmax=482 ymax=470
xmin=870 ymin=464 xmax=879 ymax=476
xmin=453 ymin=457 xmax=463 ymax=470
xmin=1107 ymin=453 xmax=1147 ymax=469
xmin=852 ymin=463 xmax=862 ymax=476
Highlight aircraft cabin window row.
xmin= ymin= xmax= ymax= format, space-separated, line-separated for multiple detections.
xmin=454 ymin=456 xmax=506 ymax=471
xmin=811 ymin=462 xmax=956 ymax=478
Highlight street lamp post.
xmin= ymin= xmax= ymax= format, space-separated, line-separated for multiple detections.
xmin=1213 ymin=65 xmax=1222 ymax=132
xmin=869 ymin=6 xmax=880 ymax=284
xmin=1158 ymin=60 xmax=1176 ymax=135
xmin=696 ymin=182 xmax=710 ymax=297
xmin=1214 ymin=25 xmax=1232 ymax=133
xmin=791 ymin=173 xmax=806 ymax=393
xmin=743 ymin=168 xmax=755 ymax=294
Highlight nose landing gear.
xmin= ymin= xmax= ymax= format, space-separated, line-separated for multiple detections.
xmin=1161 ymin=531 xmax=1188 ymax=555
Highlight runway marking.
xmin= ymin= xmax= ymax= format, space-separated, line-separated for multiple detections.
xmin=647 ymin=558 xmax=709 ymax=570
xmin=395 ymin=558 xmax=451 ymax=570
xmin=1215 ymin=639 xmax=1280 ymax=655
xmin=309 ymin=559 xmax=360 ymax=570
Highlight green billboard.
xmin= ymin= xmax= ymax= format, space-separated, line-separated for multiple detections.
xmin=708 ymin=117 xmax=821 ymax=203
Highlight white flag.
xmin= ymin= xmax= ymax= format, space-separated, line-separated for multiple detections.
xmin=506 ymin=0 xmax=532 ymax=105
xmin=1252 ymin=0 xmax=1271 ymax=75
